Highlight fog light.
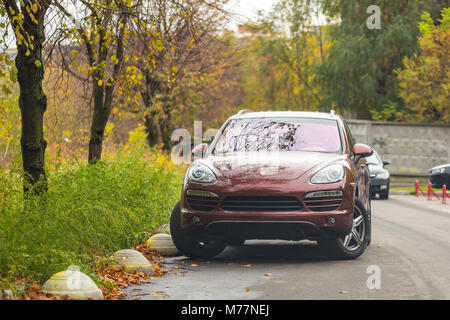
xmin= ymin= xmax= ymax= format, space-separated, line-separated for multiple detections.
xmin=327 ymin=216 xmax=336 ymax=225
xmin=305 ymin=190 xmax=343 ymax=199
xmin=192 ymin=216 xmax=201 ymax=224
xmin=186 ymin=190 xmax=219 ymax=198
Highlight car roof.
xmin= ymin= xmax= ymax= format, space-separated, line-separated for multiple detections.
xmin=231 ymin=110 xmax=339 ymax=121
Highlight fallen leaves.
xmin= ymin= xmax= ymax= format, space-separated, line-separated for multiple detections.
xmin=191 ymin=264 xmax=199 ymax=267
xmin=264 ymin=273 xmax=272 ymax=277
xmin=94 ymin=245 xmax=167 ymax=300
xmin=243 ymin=264 xmax=252 ymax=268
xmin=25 ymin=283 xmax=73 ymax=300
xmin=339 ymin=290 xmax=348 ymax=295
xmin=152 ymin=293 xmax=169 ymax=298
xmin=4 ymin=279 xmax=73 ymax=300
xmin=5 ymin=245 xmax=168 ymax=301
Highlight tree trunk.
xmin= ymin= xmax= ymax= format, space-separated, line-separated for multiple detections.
xmin=88 ymin=84 xmax=110 ymax=164
xmin=144 ymin=113 xmax=160 ymax=146
xmin=87 ymin=12 xmax=126 ymax=164
xmin=15 ymin=11 xmax=48 ymax=194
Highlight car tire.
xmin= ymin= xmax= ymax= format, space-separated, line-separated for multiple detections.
xmin=170 ymin=201 xmax=226 ymax=259
xmin=318 ymin=198 xmax=370 ymax=260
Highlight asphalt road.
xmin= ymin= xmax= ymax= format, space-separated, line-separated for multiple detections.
xmin=124 ymin=195 xmax=450 ymax=300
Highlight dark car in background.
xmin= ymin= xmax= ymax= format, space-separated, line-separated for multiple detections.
xmin=429 ymin=164 xmax=450 ymax=188
xmin=366 ymin=150 xmax=390 ymax=200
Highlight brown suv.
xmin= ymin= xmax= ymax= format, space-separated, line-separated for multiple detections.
xmin=170 ymin=111 xmax=373 ymax=260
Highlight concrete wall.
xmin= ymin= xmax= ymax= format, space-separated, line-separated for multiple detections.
xmin=347 ymin=120 xmax=450 ymax=176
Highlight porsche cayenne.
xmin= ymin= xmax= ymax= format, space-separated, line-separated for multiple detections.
xmin=170 ymin=111 xmax=373 ymax=260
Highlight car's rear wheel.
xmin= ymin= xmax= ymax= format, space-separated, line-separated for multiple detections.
xmin=170 ymin=201 xmax=226 ymax=259
xmin=318 ymin=198 xmax=369 ymax=260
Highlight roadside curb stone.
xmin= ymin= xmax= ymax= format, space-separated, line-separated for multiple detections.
xmin=42 ymin=270 xmax=104 ymax=300
xmin=146 ymin=234 xmax=180 ymax=256
xmin=109 ymin=249 xmax=154 ymax=274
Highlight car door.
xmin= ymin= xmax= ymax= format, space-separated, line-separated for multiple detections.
xmin=343 ymin=120 xmax=370 ymax=210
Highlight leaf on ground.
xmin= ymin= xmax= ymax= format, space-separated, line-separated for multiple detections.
xmin=264 ymin=273 xmax=272 ymax=276
xmin=191 ymin=264 xmax=199 ymax=267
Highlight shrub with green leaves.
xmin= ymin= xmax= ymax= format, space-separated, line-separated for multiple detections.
xmin=0 ymin=154 xmax=182 ymax=285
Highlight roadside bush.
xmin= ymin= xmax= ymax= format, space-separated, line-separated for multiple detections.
xmin=0 ymin=153 xmax=182 ymax=285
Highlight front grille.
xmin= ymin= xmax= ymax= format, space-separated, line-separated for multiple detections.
xmin=304 ymin=195 xmax=343 ymax=212
xmin=221 ymin=196 xmax=302 ymax=211
xmin=186 ymin=195 xmax=220 ymax=211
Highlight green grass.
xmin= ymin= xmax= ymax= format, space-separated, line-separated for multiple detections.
xmin=0 ymin=154 xmax=183 ymax=287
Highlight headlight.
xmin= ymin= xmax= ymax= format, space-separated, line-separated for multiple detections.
xmin=376 ymin=171 xmax=390 ymax=179
xmin=311 ymin=164 xmax=345 ymax=184
xmin=188 ymin=163 xmax=217 ymax=183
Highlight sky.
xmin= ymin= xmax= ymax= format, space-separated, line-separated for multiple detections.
xmin=226 ymin=0 xmax=279 ymax=30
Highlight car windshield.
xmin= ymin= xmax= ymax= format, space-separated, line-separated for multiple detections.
xmin=366 ymin=151 xmax=382 ymax=165
xmin=213 ymin=118 xmax=342 ymax=154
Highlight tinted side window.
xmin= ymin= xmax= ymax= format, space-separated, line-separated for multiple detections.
xmin=343 ymin=121 xmax=356 ymax=156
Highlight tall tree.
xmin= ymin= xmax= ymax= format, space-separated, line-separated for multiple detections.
xmin=316 ymin=0 xmax=446 ymax=119
xmin=0 ymin=0 xmax=52 ymax=193
xmin=394 ymin=8 xmax=449 ymax=123
xmin=240 ymin=0 xmax=327 ymax=111
xmin=131 ymin=0 xmax=230 ymax=149
xmin=55 ymin=0 xmax=140 ymax=163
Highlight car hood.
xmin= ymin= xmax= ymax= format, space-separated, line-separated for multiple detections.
xmin=206 ymin=151 xmax=343 ymax=181
xmin=430 ymin=164 xmax=450 ymax=171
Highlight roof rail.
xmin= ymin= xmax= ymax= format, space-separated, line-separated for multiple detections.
xmin=236 ymin=109 xmax=253 ymax=116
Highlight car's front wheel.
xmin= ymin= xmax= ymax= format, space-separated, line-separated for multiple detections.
xmin=318 ymin=198 xmax=370 ymax=260
xmin=170 ymin=201 xmax=226 ymax=259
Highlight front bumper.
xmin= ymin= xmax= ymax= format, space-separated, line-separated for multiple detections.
xmin=181 ymin=182 xmax=354 ymax=241
xmin=429 ymin=173 xmax=450 ymax=188
xmin=182 ymin=217 xmax=352 ymax=241
xmin=370 ymin=178 xmax=389 ymax=196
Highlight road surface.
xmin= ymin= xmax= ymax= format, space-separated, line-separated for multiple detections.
xmin=124 ymin=195 xmax=450 ymax=300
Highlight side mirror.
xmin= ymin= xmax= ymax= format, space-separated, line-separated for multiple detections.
xmin=353 ymin=144 xmax=373 ymax=163
xmin=353 ymin=144 xmax=373 ymax=157
xmin=191 ymin=143 xmax=208 ymax=159
xmin=383 ymin=160 xmax=391 ymax=166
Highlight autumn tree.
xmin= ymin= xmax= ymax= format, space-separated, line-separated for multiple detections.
xmin=316 ymin=0 xmax=447 ymax=119
xmin=0 ymin=0 xmax=52 ymax=193
xmin=393 ymin=8 xmax=450 ymax=123
xmin=239 ymin=0 xmax=327 ymax=111
xmin=130 ymin=0 xmax=231 ymax=149
xmin=55 ymin=0 xmax=143 ymax=163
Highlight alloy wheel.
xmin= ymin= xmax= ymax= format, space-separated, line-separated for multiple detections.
xmin=341 ymin=205 xmax=366 ymax=251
